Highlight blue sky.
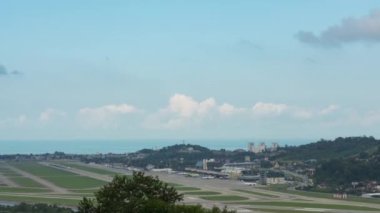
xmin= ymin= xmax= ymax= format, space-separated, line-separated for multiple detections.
xmin=1 ymin=1 xmax=380 ymax=141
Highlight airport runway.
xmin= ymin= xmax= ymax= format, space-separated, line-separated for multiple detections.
xmin=69 ymin=162 xmax=380 ymax=213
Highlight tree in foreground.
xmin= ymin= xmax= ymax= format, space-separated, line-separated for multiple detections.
xmin=78 ymin=172 xmax=235 ymax=213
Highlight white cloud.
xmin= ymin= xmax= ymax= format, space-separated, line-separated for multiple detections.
xmin=320 ymin=105 xmax=340 ymax=115
xmin=144 ymin=94 xmax=217 ymax=129
xmin=252 ymin=102 xmax=288 ymax=116
xmin=39 ymin=108 xmax=66 ymax=122
xmin=168 ymin=94 xmax=216 ymax=118
xmin=78 ymin=104 xmax=138 ymax=128
xmin=218 ymin=103 xmax=245 ymax=115
xmin=79 ymin=104 xmax=137 ymax=116
xmin=251 ymin=103 xmax=340 ymax=120
xmin=293 ymin=109 xmax=314 ymax=119
xmin=296 ymin=10 xmax=380 ymax=47
xmin=144 ymin=95 xmax=343 ymax=129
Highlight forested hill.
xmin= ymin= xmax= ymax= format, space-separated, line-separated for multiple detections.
xmin=278 ymin=136 xmax=380 ymax=161
xmin=314 ymin=147 xmax=380 ymax=190
xmin=130 ymin=144 xmax=215 ymax=169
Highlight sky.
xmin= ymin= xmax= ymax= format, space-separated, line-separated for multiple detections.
xmin=1 ymin=0 xmax=380 ymax=141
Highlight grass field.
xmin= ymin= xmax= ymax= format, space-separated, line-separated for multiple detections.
xmin=233 ymin=189 xmax=278 ymax=198
xmin=184 ymin=191 xmax=221 ymax=196
xmin=0 ymin=169 xmax=22 ymax=177
xmin=56 ymin=162 xmax=120 ymax=176
xmin=0 ymin=187 xmax=49 ymax=193
xmin=10 ymin=162 xmax=76 ymax=177
xmin=43 ymin=175 xmax=106 ymax=189
xmin=200 ymin=195 xmax=249 ymax=201
xmin=0 ymin=161 xmax=108 ymax=206
xmin=9 ymin=177 xmax=45 ymax=188
xmin=167 ymin=183 xmax=182 ymax=187
xmin=175 ymin=186 xmax=201 ymax=191
xmin=231 ymin=201 xmax=380 ymax=211
xmin=10 ymin=162 xmax=106 ymax=189
xmin=0 ymin=194 xmax=81 ymax=206
xmin=0 ymin=166 xmax=22 ymax=177
xmin=70 ymin=189 xmax=100 ymax=193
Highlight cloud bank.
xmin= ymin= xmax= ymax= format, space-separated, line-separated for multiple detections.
xmin=252 ymin=102 xmax=288 ymax=116
xmin=296 ymin=10 xmax=380 ymax=47
xmin=143 ymin=94 xmax=338 ymax=129
xmin=39 ymin=108 xmax=66 ymax=122
xmin=3 ymin=94 xmax=380 ymax=139
xmin=78 ymin=104 xmax=139 ymax=128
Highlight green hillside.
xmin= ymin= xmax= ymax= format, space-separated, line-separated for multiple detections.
xmin=277 ymin=136 xmax=380 ymax=161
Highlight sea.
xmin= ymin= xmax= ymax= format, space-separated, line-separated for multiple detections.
xmin=0 ymin=139 xmax=312 ymax=155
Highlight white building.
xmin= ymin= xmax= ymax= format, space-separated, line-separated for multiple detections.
xmin=266 ymin=177 xmax=286 ymax=185
xmin=221 ymin=166 xmax=245 ymax=177
xmin=202 ymin=159 xmax=208 ymax=170
xmin=271 ymin=143 xmax=279 ymax=152
xmin=257 ymin=142 xmax=266 ymax=153
xmin=248 ymin=142 xmax=267 ymax=153
xmin=151 ymin=168 xmax=173 ymax=173
xmin=248 ymin=142 xmax=255 ymax=152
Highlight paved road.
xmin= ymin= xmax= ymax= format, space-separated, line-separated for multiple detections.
xmin=7 ymin=165 xmax=70 ymax=194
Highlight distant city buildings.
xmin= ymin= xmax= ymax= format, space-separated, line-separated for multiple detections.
xmin=271 ymin=143 xmax=279 ymax=152
xmin=247 ymin=142 xmax=279 ymax=153
xmin=248 ymin=142 xmax=255 ymax=152
xmin=200 ymin=158 xmax=215 ymax=170
xmin=258 ymin=142 xmax=266 ymax=153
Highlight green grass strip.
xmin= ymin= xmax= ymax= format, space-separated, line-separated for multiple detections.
xmin=40 ymin=175 xmax=107 ymax=189
xmin=0 ymin=194 xmax=81 ymax=206
xmin=174 ymin=186 xmax=201 ymax=191
xmin=200 ymin=195 xmax=249 ymax=201
xmin=57 ymin=162 xmax=120 ymax=176
xmin=70 ymin=189 xmax=100 ymax=193
xmin=9 ymin=177 xmax=45 ymax=188
xmin=234 ymin=189 xmax=278 ymax=198
xmin=166 ymin=183 xmax=182 ymax=187
xmin=0 ymin=187 xmax=49 ymax=193
xmin=10 ymin=162 xmax=107 ymax=189
xmin=9 ymin=162 xmax=76 ymax=177
xmin=184 ymin=191 xmax=221 ymax=196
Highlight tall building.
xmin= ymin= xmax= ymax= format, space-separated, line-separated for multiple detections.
xmin=202 ymin=159 xmax=208 ymax=170
xmin=248 ymin=142 xmax=255 ymax=152
xmin=258 ymin=142 xmax=266 ymax=153
xmin=271 ymin=143 xmax=279 ymax=152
